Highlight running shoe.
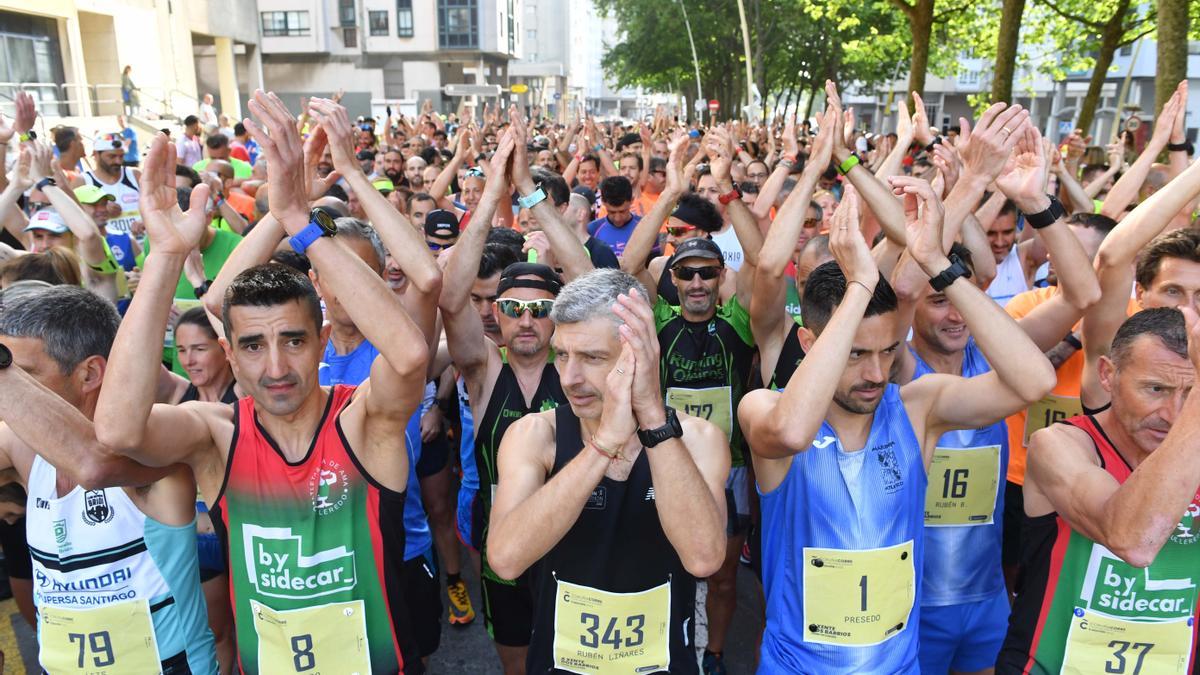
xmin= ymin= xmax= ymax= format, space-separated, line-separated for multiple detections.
xmin=447 ymin=579 xmax=475 ymax=625
xmin=739 ymin=540 xmax=751 ymax=566
xmin=702 ymin=651 xmax=728 ymax=675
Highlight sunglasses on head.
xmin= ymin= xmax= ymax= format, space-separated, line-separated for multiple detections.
xmin=496 ymin=297 xmax=554 ymax=319
xmin=666 ymin=225 xmax=696 ymax=237
xmin=672 ymin=265 xmax=721 ymax=281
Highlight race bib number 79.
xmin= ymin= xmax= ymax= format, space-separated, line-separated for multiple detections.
xmin=40 ymin=599 xmax=162 ymax=674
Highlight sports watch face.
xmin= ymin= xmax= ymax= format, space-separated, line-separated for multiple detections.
xmin=310 ymin=208 xmax=337 ymax=236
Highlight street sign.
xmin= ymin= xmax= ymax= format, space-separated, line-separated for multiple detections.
xmin=708 ymin=99 xmax=720 ymax=112
xmin=510 ymin=84 xmax=529 ymax=94
xmin=694 ymin=98 xmax=705 ymax=112
xmin=442 ymin=84 xmax=502 ymax=97
xmin=553 ymin=92 xmax=562 ymax=100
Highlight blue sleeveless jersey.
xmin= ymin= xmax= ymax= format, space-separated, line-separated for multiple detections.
xmin=457 ymin=377 xmax=478 ymax=491
xmin=910 ymin=340 xmax=1007 ymax=605
xmin=758 ymin=384 xmax=925 ymax=674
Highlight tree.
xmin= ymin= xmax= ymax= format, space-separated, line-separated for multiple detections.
xmin=991 ymin=0 xmax=1027 ymax=103
xmin=1155 ymin=0 xmax=1189 ymax=114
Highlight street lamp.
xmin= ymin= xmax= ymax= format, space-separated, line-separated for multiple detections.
xmin=675 ymin=0 xmax=703 ymax=118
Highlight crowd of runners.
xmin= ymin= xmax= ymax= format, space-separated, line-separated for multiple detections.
xmin=0 ymin=77 xmax=1197 ymax=674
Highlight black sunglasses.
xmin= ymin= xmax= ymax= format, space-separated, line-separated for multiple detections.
xmin=672 ymin=265 xmax=721 ymax=281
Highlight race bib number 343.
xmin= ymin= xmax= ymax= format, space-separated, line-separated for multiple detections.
xmin=252 ymin=599 xmax=371 ymax=674
xmin=802 ymin=540 xmax=915 ymax=647
xmin=40 ymin=599 xmax=162 ymax=674
xmin=553 ymin=577 xmax=672 ymax=675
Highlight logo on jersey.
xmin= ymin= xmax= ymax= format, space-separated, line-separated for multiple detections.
xmin=82 ymin=491 xmax=115 ymax=525
xmin=53 ymin=518 xmax=71 ymax=555
xmin=539 ymin=398 xmax=559 ymax=413
xmin=1170 ymin=499 xmax=1200 ymax=545
xmin=585 ymin=487 xmax=607 ymax=510
xmin=307 ymin=459 xmax=351 ymax=516
xmin=1081 ymin=545 xmax=1195 ymax=618
xmin=873 ymin=443 xmax=905 ymax=494
xmin=243 ymin=524 xmax=357 ymax=599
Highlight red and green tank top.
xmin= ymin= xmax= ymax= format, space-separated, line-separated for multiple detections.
xmin=998 ymin=414 xmax=1200 ymax=674
xmin=210 ymin=385 xmax=424 ymax=674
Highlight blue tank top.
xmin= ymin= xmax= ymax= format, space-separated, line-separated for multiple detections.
xmin=910 ymin=339 xmax=1008 ymax=606
xmin=758 ymin=384 xmax=925 ymax=674
xmin=457 ymin=377 xmax=478 ymax=491
xmin=320 ymin=339 xmax=432 ymax=561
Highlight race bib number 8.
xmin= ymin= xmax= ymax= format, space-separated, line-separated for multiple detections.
xmin=40 ymin=599 xmax=162 ymax=674
xmin=1061 ymin=608 xmax=1193 ymax=675
xmin=1023 ymin=393 xmax=1082 ymax=446
xmin=553 ymin=577 xmax=671 ymax=675
xmin=924 ymin=445 xmax=1000 ymax=526
xmin=802 ymin=540 xmax=915 ymax=647
xmin=252 ymin=599 xmax=371 ymax=674
xmin=666 ymin=386 xmax=732 ymax=440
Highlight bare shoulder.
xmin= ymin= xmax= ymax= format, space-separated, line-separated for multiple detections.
xmin=0 ymin=424 xmax=33 ymax=483
xmin=510 ymin=409 xmax=557 ymax=442
xmin=1028 ymin=422 xmax=1100 ymax=472
xmin=679 ymin=413 xmax=729 ymax=454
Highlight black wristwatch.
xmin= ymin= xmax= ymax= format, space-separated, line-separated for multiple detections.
xmin=638 ymin=406 xmax=683 ymax=448
xmin=929 ymin=254 xmax=973 ymax=292
xmin=34 ymin=177 xmax=56 ymax=192
xmin=1167 ymin=141 xmax=1192 ymax=154
xmin=1024 ymin=196 xmax=1066 ymax=230
xmin=193 ymin=280 xmax=211 ymax=298
xmin=0 ymin=343 xmax=11 ymax=370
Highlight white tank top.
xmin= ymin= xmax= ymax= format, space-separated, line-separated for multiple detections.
xmin=710 ymin=225 xmax=745 ymax=271
xmin=986 ymin=244 xmax=1027 ymax=308
xmin=84 ymin=167 xmax=141 ymax=236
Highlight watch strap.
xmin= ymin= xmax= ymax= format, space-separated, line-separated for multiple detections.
xmin=34 ymin=177 xmax=56 ymax=192
xmin=1025 ymin=196 xmax=1066 ymax=229
xmin=929 ymin=255 xmax=972 ymax=292
xmin=637 ymin=406 xmax=683 ymax=448
xmin=837 ymin=154 xmax=860 ymax=176
xmin=718 ymin=187 xmax=742 ymax=205
xmin=518 ymin=187 xmax=547 ymax=209
xmin=1168 ymin=141 xmax=1192 ymax=154
xmin=289 ymin=222 xmax=326 ymax=254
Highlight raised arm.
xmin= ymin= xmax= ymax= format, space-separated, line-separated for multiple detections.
xmin=620 ymin=135 xmax=688 ymax=291
xmin=751 ymin=115 xmax=800 ymax=222
xmin=429 ymin=127 xmax=471 ymax=211
xmin=1100 ymin=82 xmax=1185 ymax=219
xmin=873 ymin=99 xmax=916 ymax=181
xmin=826 ymin=81 xmax=906 ymax=246
xmin=706 ymin=128 xmax=763 ymax=279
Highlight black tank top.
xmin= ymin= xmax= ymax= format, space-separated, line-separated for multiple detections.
xmin=769 ymin=323 xmax=806 ymax=390
xmin=527 ymin=407 xmax=698 ymax=674
xmin=477 ymin=352 xmax=566 ymax=583
xmin=657 ymin=267 xmax=680 ymax=306
xmin=179 ymin=380 xmax=238 ymax=404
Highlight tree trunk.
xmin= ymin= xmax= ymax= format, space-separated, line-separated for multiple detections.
xmin=1076 ymin=2 xmax=1129 ymax=136
xmin=905 ymin=0 xmax=935 ymax=110
xmin=991 ymin=0 xmax=1026 ymax=104
xmin=1155 ymin=0 xmax=1189 ymax=114
xmin=804 ymin=87 xmax=818 ymax=120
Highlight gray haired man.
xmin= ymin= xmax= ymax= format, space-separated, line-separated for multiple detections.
xmin=486 ymin=267 xmax=730 ymax=675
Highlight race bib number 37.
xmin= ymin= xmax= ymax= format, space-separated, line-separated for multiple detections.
xmin=40 ymin=599 xmax=162 ymax=674
xmin=1061 ymin=608 xmax=1193 ymax=675
xmin=802 ymin=540 xmax=915 ymax=647
xmin=553 ymin=577 xmax=672 ymax=675
xmin=252 ymin=599 xmax=371 ymax=674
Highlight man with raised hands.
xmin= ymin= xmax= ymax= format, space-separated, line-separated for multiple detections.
xmin=94 ymin=91 xmax=430 ymax=674
xmin=739 ymin=176 xmax=1055 ymax=672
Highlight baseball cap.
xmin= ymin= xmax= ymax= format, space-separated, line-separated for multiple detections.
xmin=424 ymin=210 xmax=459 ymax=239
xmin=23 ymin=209 xmax=69 ymax=235
xmin=73 ymin=185 xmax=115 ymax=205
xmin=93 ymin=133 xmax=124 ymax=152
xmin=372 ymin=178 xmax=395 ymax=193
xmin=497 ymin=262 xmax=563 ymax=296
xmin=666 ymin=238 xmax=723 ymax=269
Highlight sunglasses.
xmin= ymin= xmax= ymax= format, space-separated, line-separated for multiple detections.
xmin=465 ymin=167 xmax=485 ymax=178
xmin=427 ymin=241 xmax=453 ymax=251
xmin=804 ymin=218 xmax=822 ymax=228
xmin=496 ymin=298 xmax=554 ymax=319
xmin=672 ymin=265 xmax=721 ymax=281
xmin=666 ymin=225 xmax=696 ymax=237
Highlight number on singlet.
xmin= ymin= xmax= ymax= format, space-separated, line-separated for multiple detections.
xmin=1106 ymin=640 xmax=1155 ymax=674
xmin=69 ymin=631 xmax=115 ymax=668
xmin=626 ymin=614 xmax=645 ymax=647
xmin=683 ymin=403 xmax=714 ymax=420
xmin=291 ymin=633 xmax=316 ymax=672
xmin=580 ymin=613 xmax=600 ymax=648
xmin=1044 ymin=407 xmax=1069 ymax=429
xmin=941 ymin=468 xmax=969 ymax=499
xmin=858 ymin=575 xmax=868 ymax=612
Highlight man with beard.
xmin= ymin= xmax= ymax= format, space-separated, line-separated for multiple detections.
xmin=80 ymin=133 xmax=142 ymax=266
xmin=96 ymin=92 xmax=431 ymax=674
xmin=438 ymin=122 xmax=592 ymax=674
xmin=383 ymin=147 xmax=405 ymax=185
xmin=487 ymin=268 xmax=730 ymax=674
xmin=622 ymin=129 xmax=763 ymax=675
xmin=406 ymin=156 xmax=428 ymax=190
xmin=739 ymin=167 xmax=1055 ymax=673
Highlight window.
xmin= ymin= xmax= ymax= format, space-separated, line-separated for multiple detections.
xmin=260 ymin=11 xmax=311 ymax=37
xmin=369 ymin=11 xmax=389 ymax=35
xmin=339 ymin=0 xmax=357 ymax=26
xmin=439 ymin=0 xmax=478 ymax=48
xmin=397 ymin=0 xmax=414 ymax=37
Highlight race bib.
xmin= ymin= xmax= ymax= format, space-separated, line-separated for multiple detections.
xmin=924 ymin=445 xmax=1001 ymax=526
xmin=1023 ymin=393 xmax=1082 ymax=446
xmin=1061 ymin=608 xmax=1193 ymax=675
xmin=666 ymin=386 xmax=732 ymax=439
xmin=40 ymin=599 xmax=162 ymax=674
xmin=802 ymin=540 xmax=915 ymax=647
xmin=553 ymin=577 xmax=671 ymax=675
xmin=252 ymin=598 xmax=371 ymax=674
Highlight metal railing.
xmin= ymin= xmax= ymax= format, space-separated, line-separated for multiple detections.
xmin=0 ymin=82 xmax=199 ymax=121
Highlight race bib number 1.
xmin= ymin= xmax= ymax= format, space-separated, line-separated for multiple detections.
xmin=553 ymin=577 xmax=672 ymax=675
xmin=802 ymin=540 xmax=915 ymax=647
xmin=666 ymin=386 xmax=732 ymax=440
xmin=924 ymin=445 xmax=1000 ymax=526
xmin=252 ymin=599 xmax=371 ymax=674
xmin=1061 ymin=608 xmax=1193 ymax=675
xmin=40 ymin=599 xmax=162 ymax=674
